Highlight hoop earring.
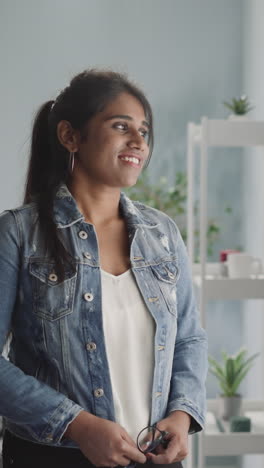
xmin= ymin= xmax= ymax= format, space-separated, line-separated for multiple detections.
xmin=69 ymin=152 xmax=75 ymax=173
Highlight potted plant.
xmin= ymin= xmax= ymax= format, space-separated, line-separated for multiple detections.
xmin=223 ymin=95 xmax=254 ymax=120
xmin=209 ymin=348 xmax=259 ymax=420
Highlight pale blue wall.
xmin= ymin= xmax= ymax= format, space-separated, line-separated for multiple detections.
xmin=1 ymin=0 xmax=243 ymax=207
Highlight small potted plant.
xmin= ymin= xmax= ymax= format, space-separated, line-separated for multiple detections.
xmin=223 ymin=95 xmax=254 ymax=120
xmin=209 ymin=348 xmax=259 ymax=420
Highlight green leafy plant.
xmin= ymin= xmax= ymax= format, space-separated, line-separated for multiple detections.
xmin=223 ymin=95 xmax=254 ymax=115
xmin=124 ymin=172 xmax=230 ymax=260
xmin=209 ymin=348 xmax=259 ymax=397
xmin=124 ymin=171 xmax=187 ymax=217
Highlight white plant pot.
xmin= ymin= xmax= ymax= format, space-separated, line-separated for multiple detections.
xmin=228 ymin=114 xmax=250 ymax=121
xmin=218 ymin=394 xmax=242 ymax=421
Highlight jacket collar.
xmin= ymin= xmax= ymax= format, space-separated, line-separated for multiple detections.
xmin=53 ymin=184 xmax=158 ymax=228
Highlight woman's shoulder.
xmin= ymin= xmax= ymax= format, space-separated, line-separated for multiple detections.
xmin=0 ymin=201 xmax=38 ymax=228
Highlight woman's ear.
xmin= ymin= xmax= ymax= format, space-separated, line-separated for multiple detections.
xmin=57 ymin=120 xmax=80 ymax=152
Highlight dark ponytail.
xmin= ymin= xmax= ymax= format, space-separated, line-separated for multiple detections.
xmin=24 ymin=100 xmax=72 ymax=280
xmin=24 ymin=69 xmax=154 ymax=280
xmin=24 ymin=101 xmax=54 ymax=202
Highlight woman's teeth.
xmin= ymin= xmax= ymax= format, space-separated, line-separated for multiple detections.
xmin=120 ymin=156 xmax=140 ymax=165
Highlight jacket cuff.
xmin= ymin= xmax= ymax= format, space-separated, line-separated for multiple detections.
xmin=39 ymin=398 xmax=83 ymax=444
xmin=167 ymin=397 xmax=205 ymax=434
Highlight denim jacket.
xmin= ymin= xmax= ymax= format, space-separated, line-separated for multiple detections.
xmin=0 ymin=184 xmax=207 ymax=447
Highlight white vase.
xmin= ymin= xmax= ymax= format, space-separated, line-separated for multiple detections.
xmin=228 ymin=114 xmax=250 ymax=121
xmin=218 ymin=394 xmax=242 ymax=421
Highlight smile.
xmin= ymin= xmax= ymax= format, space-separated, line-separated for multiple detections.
xmin=118 ymin=155 xmax=140 ymax=166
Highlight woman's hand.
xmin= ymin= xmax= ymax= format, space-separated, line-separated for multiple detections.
xmin=146 ymin=410 xmax=191 ymax=464
xmin=64 ymin=410 xmax=146 ymax=467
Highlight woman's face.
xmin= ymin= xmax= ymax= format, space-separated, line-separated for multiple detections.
xmin=73 ymin=92 xmax=150 ymax=189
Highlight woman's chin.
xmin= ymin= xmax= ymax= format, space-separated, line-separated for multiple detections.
xmin=121 ymin=179 xmax=139 ymax=189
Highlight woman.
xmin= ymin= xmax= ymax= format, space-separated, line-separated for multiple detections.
xmin=0 ymin=69 xmax=207 ymax=468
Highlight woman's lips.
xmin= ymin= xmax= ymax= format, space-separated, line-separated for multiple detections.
xmin=118 ymin=153 xmax=141 ymax=167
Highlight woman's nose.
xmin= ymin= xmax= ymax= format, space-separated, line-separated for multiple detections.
xmin=127 ymin=131 xmax=146 ymax=151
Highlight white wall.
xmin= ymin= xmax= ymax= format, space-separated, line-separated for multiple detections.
xmin=242 ymin=1 xmax=264 ymax=467
xmin=242 ymin=0 xmax=264 ymax=400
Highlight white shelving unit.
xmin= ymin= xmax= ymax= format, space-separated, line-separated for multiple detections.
xmin=186 ymin=118 xmax=264 ymax=468
xmin=203 ymin=399 xmax=264 ymax=456
xmin=193 ymin=275 xmax=264 ymax=301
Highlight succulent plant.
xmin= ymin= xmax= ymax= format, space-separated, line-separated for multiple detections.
xmin=223 ymin=95 xmax=254 ymax=115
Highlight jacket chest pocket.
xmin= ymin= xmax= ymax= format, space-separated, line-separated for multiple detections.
xmin=151 ymin=261 xmax=179 ymax=316
xmin=29 ymin=262 xmax=77 ymax=321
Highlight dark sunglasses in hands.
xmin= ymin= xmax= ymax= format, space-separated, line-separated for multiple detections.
xmin=127 ymin=423 xmax=169 ymax=468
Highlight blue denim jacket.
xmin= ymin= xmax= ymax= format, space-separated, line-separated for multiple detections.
xmin=0 ymin=184 xmax=207 ymax=447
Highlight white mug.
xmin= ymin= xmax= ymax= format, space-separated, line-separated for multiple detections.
xmin=226 ymin=253 xmax=262 ymax=278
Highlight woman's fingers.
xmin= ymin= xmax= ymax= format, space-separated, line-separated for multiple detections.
xmin=64 ymin=412 xmax=146 ymax=466
xmin=120 ymin=438 xmax=146 ymax=465
xmin=146 ymin=433 xmax=188 ymax=464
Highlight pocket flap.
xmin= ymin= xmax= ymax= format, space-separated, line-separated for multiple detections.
xmin=29 ymin=262 xmax=76 ymax=285
xmin=151 ymin=262 xmax=178 ymax=284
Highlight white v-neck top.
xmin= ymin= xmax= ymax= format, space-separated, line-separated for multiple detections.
xmin=101 ymin=268 xmax=155 ymax=441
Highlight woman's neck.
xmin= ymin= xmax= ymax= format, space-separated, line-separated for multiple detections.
xmin=67 ymin=178 xmax=121 ymax=226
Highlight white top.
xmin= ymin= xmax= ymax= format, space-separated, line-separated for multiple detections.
xmin=101 ymin=268 xmax=155 ymax=441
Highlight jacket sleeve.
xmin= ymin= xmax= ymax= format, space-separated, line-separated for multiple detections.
xmin=0 ymin=210 xmax=83 ymax=444
xmin=166 ymin=224 xmax=208 ymax=433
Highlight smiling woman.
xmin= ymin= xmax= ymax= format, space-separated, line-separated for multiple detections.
xmin=0 ymin=69 xmax=207 ymax=468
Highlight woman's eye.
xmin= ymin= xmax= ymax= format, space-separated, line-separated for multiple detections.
xmin=113 ymin=122 xmax=127 ymax=131
xmin=139 ymin=129 xmax=149 ymax=140
xmin=113 ymin=122 xmax=149 ymax=140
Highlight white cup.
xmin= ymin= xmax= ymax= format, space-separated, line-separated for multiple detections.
xmin=226 ymin=253 xmax=262 ymax=278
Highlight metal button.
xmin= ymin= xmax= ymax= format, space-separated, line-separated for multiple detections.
xmin=79 ymin=230 xmax=88 ymax=240
xmin=49 ymin=273 xmax=58 ymax=282
xmin=45 ymin=434 xmax=53 ymax=442
xmin=86 ymin=342 xmax=97 ymax=351
xmin=83 ymin=252 xmax=92 ymax=259
xmin=94 ymin=388 xmax=104 ymax=397
xmin=84 ymin=292 xmax=94 ymax=302
xmin=168 ymin=272 xmax=175 ymax=279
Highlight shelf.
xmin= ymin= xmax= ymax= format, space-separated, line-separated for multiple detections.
xmin=186 ymin=118 xmax=264 ymax=467
xmin=192 ymin=119 xmax=264 ymax=147
xmin=201 ymin=400 xmax=264 ymax=456
xmin=193 ymin=275 xmax=264 ymax=300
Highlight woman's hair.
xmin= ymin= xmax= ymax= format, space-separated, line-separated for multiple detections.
xmin=24 ymin=69 xmax=154 ymax=279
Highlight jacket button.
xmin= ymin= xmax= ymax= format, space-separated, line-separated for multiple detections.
xmin=86 ymin=342 xmax=96 ymax=351
xmin=79 ymin=230 xmax=88 ymax=240
xmin=45 ymin=434 xmax=53 ymax=442
xmin=49 ymin=273 xmax=58 ymax=282
xmin=94 ymin=388 xmax=104 ymax=397
xmin=83 ymin=252 xmax=92 ymax=259
xmin=84 ymin=292 xmax=94 ymax=302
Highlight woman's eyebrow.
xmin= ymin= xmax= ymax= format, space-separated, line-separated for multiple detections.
xmin=104 ymin=114 xmax=150 ymax=129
